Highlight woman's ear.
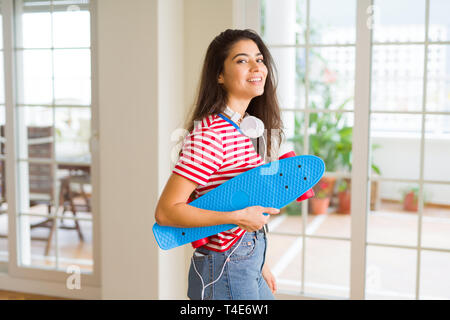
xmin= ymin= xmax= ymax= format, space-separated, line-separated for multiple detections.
xmin=218 ymin=73 xmax=224 ymax=84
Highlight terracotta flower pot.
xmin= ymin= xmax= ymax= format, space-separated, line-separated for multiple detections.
xmin=403 ymin=191 xmax=418 ymax=212
xmin=337 ymin=191 xmax=351 ymax=214
xmin=310 ymin=197 xmax=330 ymax=215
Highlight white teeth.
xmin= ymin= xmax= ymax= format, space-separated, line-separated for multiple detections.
xmin=248 ymin=78 xmax=262 ymax=82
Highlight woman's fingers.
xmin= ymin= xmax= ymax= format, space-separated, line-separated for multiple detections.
xmin=263 ymin=207 xmax=280 ymax=215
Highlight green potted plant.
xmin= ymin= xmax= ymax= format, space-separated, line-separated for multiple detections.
xmin=334 ymin=143 xmax=382 ymax=214
xmin=310 ymin=180 xmax=332 ymax=215
xmin=401 ymin=186 xmax=430 ymax=212
xmin=336 ymin=178 xmax=351 ymax=214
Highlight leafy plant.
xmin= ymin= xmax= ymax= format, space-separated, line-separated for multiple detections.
xmin=401 ymin=186 xmax=430 ymax=204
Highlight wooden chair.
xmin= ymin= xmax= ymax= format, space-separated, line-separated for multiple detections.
xmin=58 ymin=172 xmax=91 ymax=242
xmin=0 ymin=125 xmax=90 ymax=255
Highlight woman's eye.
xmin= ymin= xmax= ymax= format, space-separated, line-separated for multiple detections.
xmin=237 ymin=59 xmax=264 ymax=64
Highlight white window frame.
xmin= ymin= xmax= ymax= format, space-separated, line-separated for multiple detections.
xmin=1 ymin=0 xmax=100 ymax=288
xmin=247 ymin=0 xmax=450 ymax=300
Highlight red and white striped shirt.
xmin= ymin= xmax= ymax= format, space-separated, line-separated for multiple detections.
xmin=172 ymin=113 xmax=264 ymax=252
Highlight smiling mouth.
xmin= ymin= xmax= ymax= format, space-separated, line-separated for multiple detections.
xmin=247 ymin=77 xmax=263 ymax=84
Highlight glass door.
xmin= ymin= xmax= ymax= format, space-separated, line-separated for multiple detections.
xmin=261 ymin=0 xmax=356 ymax=298
xmin=366 ymin=0 xmax=450 ymax=300
xmin=0 ymin=0 xmax=8 ymax=268
xmin=258 ymin=0 xmax=450 ymax=299
xmin=3 ymin=0 xmax=99 ymax=287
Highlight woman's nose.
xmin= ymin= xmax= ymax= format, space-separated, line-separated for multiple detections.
xmin=249 ymin=60 xmax=261 ymax=71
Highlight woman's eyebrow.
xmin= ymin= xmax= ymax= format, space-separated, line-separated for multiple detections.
xmin=231 ymin=52 xmax=263 ymax=60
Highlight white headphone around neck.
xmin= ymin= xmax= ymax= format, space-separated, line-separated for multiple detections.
xmin=223 ymin=106 xmax=265 ymax=138
xmin=222 ymin=105 xmax=266 ymax=162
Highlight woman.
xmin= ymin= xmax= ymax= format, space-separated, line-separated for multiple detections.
xmin=155 ymin=29 xmax=285 ymax=300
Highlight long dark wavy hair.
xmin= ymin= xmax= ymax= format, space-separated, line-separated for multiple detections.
xmin=182 ymin=29 xmax=285 ymax=161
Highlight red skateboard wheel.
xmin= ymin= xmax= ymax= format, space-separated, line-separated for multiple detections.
xmin=296 ymin=188 xmax=315 ymax=202
xmin=279 ymin=151 xmax=296 ymax=160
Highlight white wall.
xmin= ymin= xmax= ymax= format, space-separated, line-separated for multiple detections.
xmin=97 ymin=0 xmax=160 ymax=299
xmin=157 ymin=0 xmax=187 ymax=300
xmin=183 ymin=0 xmax=233 ymax=116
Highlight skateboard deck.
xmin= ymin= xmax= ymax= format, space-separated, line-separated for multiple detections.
xmin=153 ymin=155 xmax=325 ymax=250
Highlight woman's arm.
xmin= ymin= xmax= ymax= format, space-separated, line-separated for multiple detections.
xmin=154 ymin=173 xmax=280 ymax=230
xmin=262 ymin=263 xmax=277 ymax=294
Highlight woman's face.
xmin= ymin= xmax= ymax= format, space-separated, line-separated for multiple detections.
xmin=218 ymin=39 xmax=268 ymax=102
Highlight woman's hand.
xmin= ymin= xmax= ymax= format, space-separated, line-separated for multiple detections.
xmin=234 ymin=206 xmax=280 ymax=232
xmin=262 ymin=264 xmax=277 ymax=294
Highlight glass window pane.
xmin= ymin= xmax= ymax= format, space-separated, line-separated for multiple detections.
xmin=16 ymin=106 xmax=53 ymax=160
xmin=0 ymin=158 xmax=7 ymax=263
xmin=368 ymin=181 xmax=419 ymax=247
xmin=421 ymin=183 xmax=450 ymax=251
xmin=0 ymin=208 xmax=7 ymax=262
xmin=310 ymin=0 xmax=356 ymax=45
xmin=19 ymin=214 xmax=56 ymax=269
xmin=17 ymin=49 xmax=53 ymax=105
xmin=420 ymin=250 xmax=450 ymax=299
xmin=52 ymin=9 xmax=91 ymax=48
xmin=18 ymin=12 xmax=52 ymax=48
xmin=0 ymin=13 xmax=3 ymax=50
xmin=262 ymin=0 xmax=305 ymax=45
xmin=282 ymin=110 xmax=305 ymax=156
xmin=426 ymin=45 xmax=450 ymax=112
xmin=271 ymin=205 xmax=304 ymax=234
xmin=424 ymin=115 xmax=450 ymax=182
xmin=17 ymin=158 xmax=56 ymax=218
xmin=372 ymin=0 xmax=425 ymax=43
xmin=305 ymin=238 xmax=350 ymax=298
xmin=429 ymin=0 xmax=450 ymax=42
xmin=16 ymin=106 xmax=55 ymax=216
xmin=0 ymin=52 xmax=4 ymax=105
xmin=309 ymin=47 xmax=355 ymax=110
xmin=55 ymin=107 xmax=91 ymax=161
xmin=271 ymin=48 xmax=305 ymax=109
xmin=57 ymin=218 xmax=92 ymax=273
xmin=309 ymin=112 xmax=354 ymax=172
xmin=308 ymin=200 xmax=351 ymax=238
xmin=266 ymin=234 xmax=303 ymax=293
xmin=0 ymin=105 xmax=5 ymax=155
xmin=370 ymin=113 xmax=422 ymax=180
xmin=53 ymin=49 xmax=91 ymax=106
xmin=371 ymin=45 xmax=424 ymax=112
xmin=366 ymin=246 xmax=417 ymax=299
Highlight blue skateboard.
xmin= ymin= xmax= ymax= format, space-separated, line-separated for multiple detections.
xmin=153 ymin=155 xmax=325 ymax=250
